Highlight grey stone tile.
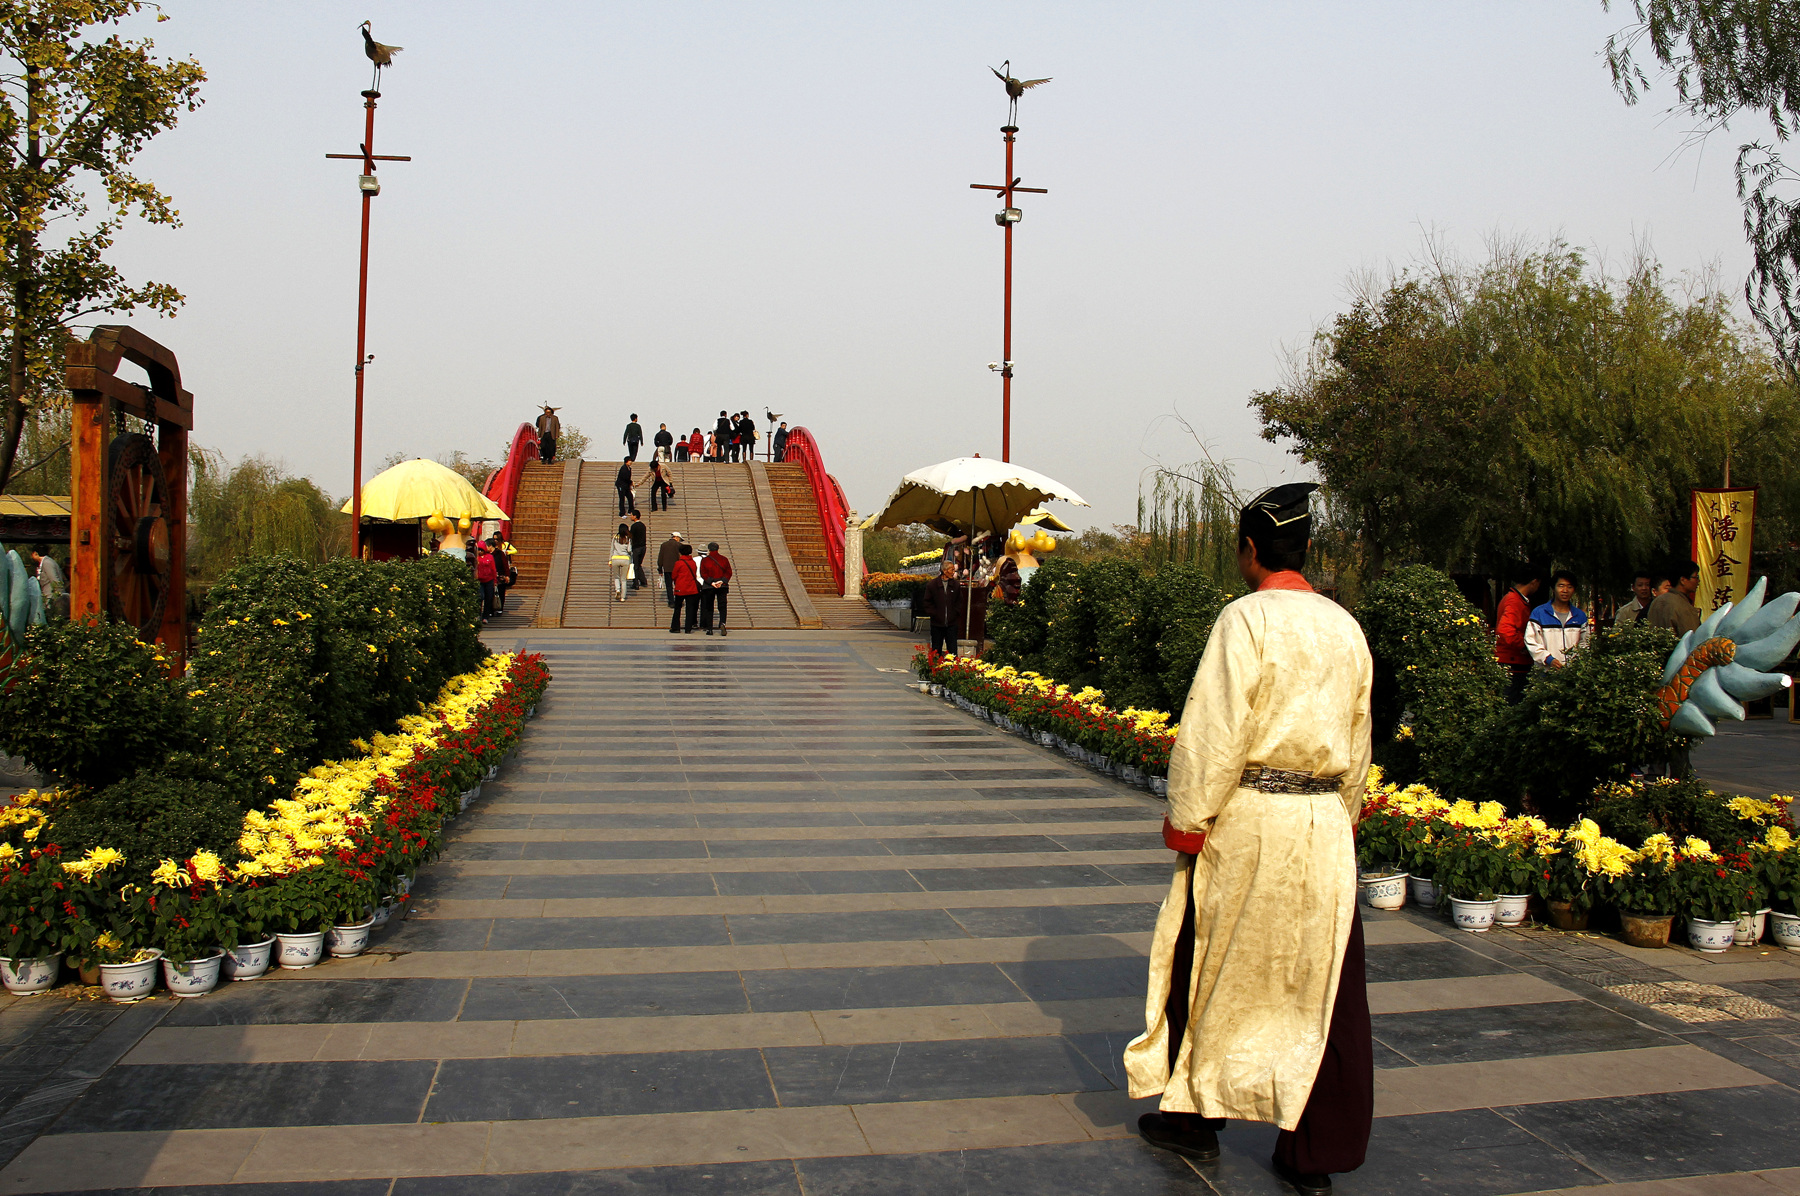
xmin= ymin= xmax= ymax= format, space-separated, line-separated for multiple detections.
xmin=1097 ymin=863 xmax=1175 ymax=886
xmin=799 ymin=869 xmax=926 ymax=894
xmin=744 ymin=964 xmax=1026 ymax=1012
xmin=486 ymin=915 xmax=732 ymax=951
xmin=1364 ymin=941 xmax=1514 ymax=983
xmin=695 ymin=811 xmax=866 ymax=828
xmin=1046 ymin=833 xmax=1163 ymax=853
xmin=726 ymin=909 xmax=969 ymax=945
xmin=945 ymin=903 xmax=1159 ymax=938
xmin=851 ymin=809 xmax=1025 ymax=826
xmin=705 ymin=838 xmax=892 ymax=857
xmin=528 ymin=812 xmax=701 ymax=830
xmin=393 ymin=1162 xmax=802 ymax=1195
xmin=426 ymin=1050 xmax=775 ymax=1121
xmin=914 ymin=864 xmax=1123 ymax=893
xmin=50 ymin=1060 xmax=436 ymax=1132
xmin=521 ymin=840 xmax=709 ymax=860
xmin=379 ymin=919 xmax=494 ymax=952
xmin=408 ymin=873 xmax=511 ymax=900
xmin=881 ymin=835 xmax=1065 ymax=856
xmin=945 ymin=769 xmax=1077 ymax=781
xmin=162 ymin=979 xmax=470 ymax=1026
xmin=501 ymin=872 xmax=719 ymax=899
xmin=1499 ymin=1087 xmax=1800 ymax=1183
xmin=765 ymin=1035 xmax=1114 ymax=1106
xmin=998 ymin=957 xmax=1149 ymax=1003
xmin=1373 ymin=999 xmax=1676 ymax=1066
xmin=461 ymin=973 xmax=750 ymax=1021
xmin=441 ymin=841 xmax=525 ymax=861
xmin=796 ymin=1138 xmax=1195 ymax=1194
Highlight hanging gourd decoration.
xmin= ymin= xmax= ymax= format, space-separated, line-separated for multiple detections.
xmin=1656 ymin=577 xmax=1800 ymax=736
xmin=458 ymin=516 xmax=471 ymax=531
xmin=1028 ymin=530 xmax=1056 ymax=554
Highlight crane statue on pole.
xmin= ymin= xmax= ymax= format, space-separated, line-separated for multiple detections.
xmin=328 ymin=22 xmax=411 ymax=558
xmin=970 ymin=62 xmax=1051 ymax=463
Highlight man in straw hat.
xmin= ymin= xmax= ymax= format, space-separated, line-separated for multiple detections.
xmin=536 ymin=404 xmax=562 ymax=464
xmin=1125 ymin=482 xmax=1373 ymax=1196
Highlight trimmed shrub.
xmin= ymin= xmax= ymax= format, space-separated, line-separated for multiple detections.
xmin=48 ymin=774 xmax=248 ymax=866
xmin=1476 ymin=624 xmax=1685 ymax=823
xmin=865 ymin=573 xmax=927 ymax=603
xmin=0 ymin=618 xmax=189 ymax=790
xmin=1355 ymin=565 xmax=1506 ymax=795
xmin=1150 ymin=565 xmax=1230 ymax=713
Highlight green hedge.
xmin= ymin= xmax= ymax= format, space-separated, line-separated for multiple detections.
xmin=0 ymin=553 xmax=485 ymax=879
xmin=986 ymin=557 xmax=1228 ymax=714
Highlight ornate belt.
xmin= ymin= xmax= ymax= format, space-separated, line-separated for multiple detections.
xmin=1238 ymin=766 xmax=1343 ymax=794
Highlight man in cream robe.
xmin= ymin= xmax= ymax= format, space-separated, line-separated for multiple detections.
xmin=1125 ymin=482 xmax=1373 ymax=1196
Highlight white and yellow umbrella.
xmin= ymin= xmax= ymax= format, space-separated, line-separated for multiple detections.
xmin=862 ymin=457 xmax=1087 ymax=535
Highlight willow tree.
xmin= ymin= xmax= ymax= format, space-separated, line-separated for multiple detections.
xmin=1252 ymin=241 xmax=1798 ymax=588
xmin=1604 ymin=1 xmax=1800 ymax=374
xmin=0 ymin=2 xmax=203 ymax=492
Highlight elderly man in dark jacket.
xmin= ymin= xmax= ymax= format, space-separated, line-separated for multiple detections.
xmin=921 ymin=560 xmax=964 ymax=656
xmin=656 ymin=531 xmax=684 ymax=606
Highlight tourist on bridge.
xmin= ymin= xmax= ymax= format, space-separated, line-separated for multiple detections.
xmin=615 ymin=458 xmax=635 ymax=517
xmin=649 ymin=459 xmax=673 ymax=512
xmin=700 ymin=541 xmax=732 ymax=636
xmin=610 ymin=528 xmax=633 ymax=602
xmin=715 ymin=412 xmax=732 ymax=461
xmin=653 ymin=423 xmax=674 ymax=461
xmin=536 ymin=405 xmax=561 ymax=464
xmin=623 ymin=414 xmax=644 ymax=462
xmin=657 ymin=531 xmax=684 ymax=606
xmin=629 ymin=511 xmax=648 ymax=591
xmin=686 ymin=428 xmax=704 ymax=462
xmin=474 ymin=540 xmax=499 ymax=621
xmin=1126 ymin=482 xmax=1373 ymax=1196
xmin=772 ymin=421 xmax=788 ymax=463
xmin=669 ymin=542 xmax=701 ymax=633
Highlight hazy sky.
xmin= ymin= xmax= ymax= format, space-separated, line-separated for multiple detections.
xmin=99 ymin=2 xmax=1755 ymax=530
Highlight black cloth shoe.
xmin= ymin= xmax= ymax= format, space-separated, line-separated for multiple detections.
xmin=1271 ymin=1154 xmax=1331 ymax=1195
xmin=719 ymin=628 xmax=727 ymax=636
xmin=1137 ymin=1113 xmax=1219 ymax=1162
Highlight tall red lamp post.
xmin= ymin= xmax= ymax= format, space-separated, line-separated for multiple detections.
xmin=969 ymin=63 xmax=1051 ymax=463
xmin=327 ymin=64 xmax=410 ymax=557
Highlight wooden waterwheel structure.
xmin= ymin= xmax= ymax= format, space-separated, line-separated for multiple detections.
xmin=67 ymin=327 xmax=192 ymax=664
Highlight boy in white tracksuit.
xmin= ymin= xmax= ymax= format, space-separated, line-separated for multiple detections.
xmin=1526 ymin=570 xmax=1590 ymax=668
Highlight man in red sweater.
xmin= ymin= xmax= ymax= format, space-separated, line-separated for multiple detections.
xmin=1496 ymin=566 xmax=1542 ymax=703
xmin=700 ymin=541 xmax=733 ymax=636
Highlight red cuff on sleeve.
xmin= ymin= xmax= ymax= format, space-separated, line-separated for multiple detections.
xmin=1162 ymin=817 xmax=1207 ymax=855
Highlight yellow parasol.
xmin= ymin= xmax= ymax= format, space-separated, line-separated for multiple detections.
xmin=1018 ymin=507 xmax=1073 ymax=532
xmin=340 ymin=459 xmax=509 ymax=522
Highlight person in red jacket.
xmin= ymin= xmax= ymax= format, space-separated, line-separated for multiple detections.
xmin=669 ymin=543 xmax=701 ymax=633
xmin=474 ymin=540 xmax=499 ymax=621
xmin=1496 ymin=565 xmax=1542 ymax=703
xmin=700 ymin=541 xmax=733 ymax=636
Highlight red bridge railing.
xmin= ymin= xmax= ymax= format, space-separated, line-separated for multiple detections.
xmin=779 ymin=426 xmax=849 ymax=595
xmin=483 ymin=423 xmax=541 ymax=540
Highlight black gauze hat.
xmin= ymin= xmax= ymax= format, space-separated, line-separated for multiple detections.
xmin=1239 ymin=482 xmax=1319 ymax=549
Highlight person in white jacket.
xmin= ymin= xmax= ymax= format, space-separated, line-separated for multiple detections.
xmin=1526 ymin=570 xmax=1590 ymax=669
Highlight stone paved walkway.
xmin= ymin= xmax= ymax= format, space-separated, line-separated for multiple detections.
xmin=0 ymin=630 xmax=1798 ymax=1194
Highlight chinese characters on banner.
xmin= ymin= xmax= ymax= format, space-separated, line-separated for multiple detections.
xmin=1691 ymin=487 xmax=1757 ymax=612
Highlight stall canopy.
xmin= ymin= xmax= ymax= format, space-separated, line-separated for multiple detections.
xmin=339 ymin=459 xmax=509 ymax=522
xmin=862 ymin=457 xmax=1088 ymax=535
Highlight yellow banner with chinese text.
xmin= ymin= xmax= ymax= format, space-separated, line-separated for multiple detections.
xmin=1691 ymin=487 xmax=1757 ymax=613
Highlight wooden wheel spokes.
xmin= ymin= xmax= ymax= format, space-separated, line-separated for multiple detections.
xmin=106 ymin=432 xmax=171 ymax=638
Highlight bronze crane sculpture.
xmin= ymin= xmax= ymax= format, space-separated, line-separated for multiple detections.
xmin=361 ymin=21 xmax=402 ymax=90
xmin=990 ymin=60 xmax=1051 ymax=124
